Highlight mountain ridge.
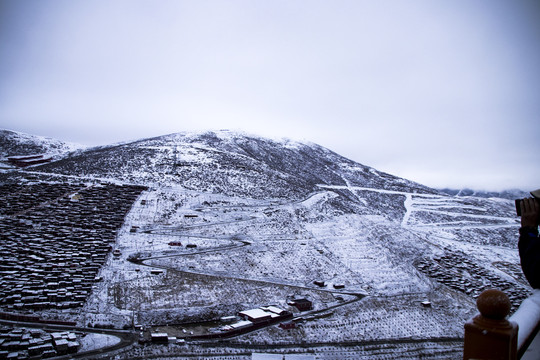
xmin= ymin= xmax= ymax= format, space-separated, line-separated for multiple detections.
xmin=2 ymin=128 xmax=524 ymax=200
xmin=30 ymin=129 xmax=439 ymax=199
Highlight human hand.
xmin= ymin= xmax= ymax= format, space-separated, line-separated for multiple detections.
xmin=521 ymin=198 xmax=540 ymax=228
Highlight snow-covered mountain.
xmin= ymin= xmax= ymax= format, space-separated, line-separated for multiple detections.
xmin=32 ymin=130 xmax=438 ymax=216
xmin=8 ymin=128 xmax=521 ymax=252
xmin=0 ymin=129 xmax=527 ymax=359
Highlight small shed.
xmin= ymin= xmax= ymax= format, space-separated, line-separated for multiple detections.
xmin=151 ymin=333 xmax=169 ymax=343
xmin=220 ymin=315 xmax=236 ymax=323
xmin=290 ymin=298 xmax=313 ymax=311
xmin=279 ymin=321 xmax=296 ymax=330
xmin=229 ymin=320 xmax=253 ymax=330
xmin=54 ymin=338 xmax=69 ymax=354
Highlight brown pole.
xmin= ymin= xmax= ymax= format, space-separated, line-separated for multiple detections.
xmin=463 ymin=289 xmax=518 ymax=360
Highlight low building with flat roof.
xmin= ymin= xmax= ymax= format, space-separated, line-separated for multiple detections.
xmin=238 ymin=309 xmax=272 ymax=323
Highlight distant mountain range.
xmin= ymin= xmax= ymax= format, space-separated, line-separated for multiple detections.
xmin=439 ymin=188 xmax=529 ymax=200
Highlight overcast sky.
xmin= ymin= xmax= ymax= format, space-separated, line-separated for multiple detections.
xmin=1 ymin=0 xmax=539 ymax=191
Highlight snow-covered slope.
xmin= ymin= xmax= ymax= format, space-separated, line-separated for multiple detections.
xmin=25 ymin=129 xmax=521 ymax=248
xmin=0 ymin=129 xmax=528 ymax=359
xmin=0 ymin=129 xmax=83 ymax=157
xmin=33 ymin=130 xmax=437 ymax=214
xmin=0 ymin=129 xmax=85 ymax=171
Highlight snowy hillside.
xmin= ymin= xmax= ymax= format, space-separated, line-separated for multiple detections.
xmin=0 ymin=129 xmax=83 ymax=157
xmin=34 ymin=130 xmax=436 ymax=198
xmin=0 ymin=129 xmax=527 ymax=359
xmin=0 ymin=129 xmax=84 ymax=170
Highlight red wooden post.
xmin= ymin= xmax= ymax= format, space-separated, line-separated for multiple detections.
xmin=464 ymin=289 xmax=518 ymax=360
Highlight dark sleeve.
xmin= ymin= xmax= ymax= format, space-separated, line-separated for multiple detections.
xmin=519 ymin=227 xmax=540 ymax=289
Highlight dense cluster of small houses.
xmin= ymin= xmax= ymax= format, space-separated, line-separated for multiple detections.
xmin=0 ymin=326 xmax=79 ymax=360
xmin=0 ymin=181 xmax=146 ymax=313
xmin=415 ymin=249 xmax=531 ymax=311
